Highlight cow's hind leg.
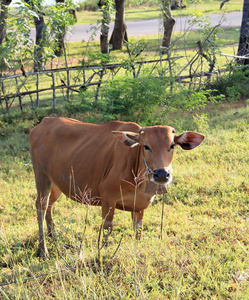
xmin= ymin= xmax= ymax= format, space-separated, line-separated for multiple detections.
xmin=35 ymin=173 xmax=52 ymax=258
xmin=46 ymin=184 xmax=62 ymax=238
xmin=131 ymin=210 xmax=144 ymax=240
xmin=101 ymin=203 xmax=115 ymax=246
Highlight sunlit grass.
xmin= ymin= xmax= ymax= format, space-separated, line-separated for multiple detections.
xmin=1 ymin=1 xmax=248 ymax=295
xmin=75 ymin=0 xmax=243 ymax=25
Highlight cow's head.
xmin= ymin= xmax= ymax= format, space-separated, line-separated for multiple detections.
xmin=113 ymin=126 xmax=204 ymax=186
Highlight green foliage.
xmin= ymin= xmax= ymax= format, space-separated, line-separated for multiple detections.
xmin=0 ymin=2 xmax=36 ymax=70
xmin=207 ymin=69 xmax=249 ymax=102
xmin=77 ymin=74 xmax=169 ymax=123
xmin=44 ymin=0 xmax=77 ymax=55
xmin=169 ymin=87 xmax=207 ymax=111
xmin=75 ymin=0 xmax=99 ymax=12
xmin=126 ymin=0 xmax=160 ymax=7
xmin=76 ymin=0 xmax=161 ymax=12
xmin=193 ymin=112 xmax=209 ymax=132
xmin=124 ymin=39 xmax=148 ymax=63
xmin=166 ymin=86 xmax=219 ymax=113
xmin=1 ymin=0 xmax=76 ymax=73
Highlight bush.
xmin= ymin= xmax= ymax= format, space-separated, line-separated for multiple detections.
xmin=206 ymin=69 xmax=249 ymax=102
xmin=78 ymin=75 xmax=170 ymax=123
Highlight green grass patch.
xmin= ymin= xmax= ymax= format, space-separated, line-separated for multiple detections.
xmin=75 ymin=0 xmax=243 ymax=25
xmin=64 ymin=25 xmax=240 ymax=56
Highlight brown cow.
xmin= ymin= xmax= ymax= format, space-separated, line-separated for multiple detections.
xmin=29 ymin=117 xmax=204 ymax=258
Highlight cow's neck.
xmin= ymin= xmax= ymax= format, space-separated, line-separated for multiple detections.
xmin=145 ymin=181 xmax=168 ymax=195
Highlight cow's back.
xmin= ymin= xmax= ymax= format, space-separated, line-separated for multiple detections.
xmin=29 ymin=117 xmax=140 ymax=199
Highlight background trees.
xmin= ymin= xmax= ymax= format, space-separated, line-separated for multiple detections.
xmin=161 ymin=0 xmax=175 ymax=48
xmin=237 ymin=0 xmax=249 ymax=64
xmin=220 ymin=0 xmax=249 ymax=64
xmin=0 ymin=0 xmax=76 ymax=71
xmin=24 ymin=0 xmax=46 ymax=71
xmin=0 ymin=0 xmax=12 ymax=45
xmin=99 ymin=0 xmax=127 ymax=53
xmin=100 ymin=0 xmax=178 ymax=52
xmin=54 ymin=0 xmax=77 ymax=57
xmin=99 ymin=0 xmax=112 ymax=53
xmin=1 ymin=0 xmax=246 ymax=70
xmin=110 ymin=0 xmax=127 ymax=50
xmin=0 ymin=0 xmax=12 ymax=66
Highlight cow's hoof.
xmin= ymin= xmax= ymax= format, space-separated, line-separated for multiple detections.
xmin=38 ymin=249 xmax=49 ymax=260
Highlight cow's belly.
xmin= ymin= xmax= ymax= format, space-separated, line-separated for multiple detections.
xmin=115 ymin=194 xmax=155 ymax=212
xmin=50 ymin=172 xmax=102 ymax=206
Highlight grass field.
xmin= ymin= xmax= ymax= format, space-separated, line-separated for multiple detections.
xmin=1 ymin=0 xmax=248 ymax=297
xmin=75 ymin=0 xmax=243 ymax=25
xmin=0 ymin=99 xmax=249 ymax=298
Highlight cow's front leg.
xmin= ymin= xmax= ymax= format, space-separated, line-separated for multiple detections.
xmin=101 ymin=203 xmax=115 ymax=246
xmin=131 ymin=210 xmax=144 ymax=239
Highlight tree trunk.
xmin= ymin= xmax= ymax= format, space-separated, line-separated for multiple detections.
xmin=24 ymin=0 xmax=46 ymax=71
xmin=0 ymin=0 xmax=12 ymax=68
xmin=111 ymin=0 xmax=127 ymax=50
xmin=0 ymin=0 xmax=11 ymax=45
xmin=55 ymin=0 xmax=65 ymax=57
xmin=162 ymin=0 xmax=175 ymax=48
xmin=54 ymin=1 xmax=76 ymax=57
xmin=237 ymin=0 xmax=249 ymax=65
xmin=54 ymin=30 xmax=66 ymax=57
xmin=171 ymin=0 xmax=186 ymax=10
xmin=33 ymin=12 xmax=46 ymax=71
xmin=100 ymin=2 xmax=110 ymax=54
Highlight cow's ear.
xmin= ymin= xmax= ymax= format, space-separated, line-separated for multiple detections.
xmin=112 ymin=131 xmax=140 ymax=147
xmin=174 ymin=132 xmax=204 ymax=150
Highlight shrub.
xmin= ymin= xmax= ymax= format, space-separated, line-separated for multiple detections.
xmin=166 ymin=85 xmax=213 ymax=111
xmin=206 ymin=69 xmax=249 ymax=102
xmin=78 ymin=75 xmax=170 ymax=123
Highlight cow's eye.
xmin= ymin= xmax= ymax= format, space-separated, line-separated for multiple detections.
xmin=169 ymin=144 xmax=175 ymax=151
xmin=144 ymin=145 xmax=151 ymax=152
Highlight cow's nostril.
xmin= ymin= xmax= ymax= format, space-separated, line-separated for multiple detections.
xmin=153 ymin=169 xmax=171 ymax=183
xmin=153 ymin=173 xmax=159 ymax=179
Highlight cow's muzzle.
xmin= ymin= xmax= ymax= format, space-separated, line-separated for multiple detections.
xmin=152 ymin=169 xmax=172 ymax=184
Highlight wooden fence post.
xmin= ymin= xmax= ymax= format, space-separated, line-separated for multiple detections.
xmin=36 ymin=72 xmax=39 ymax=108
xmin=14 ymin=74 xmax=23 ymax=111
